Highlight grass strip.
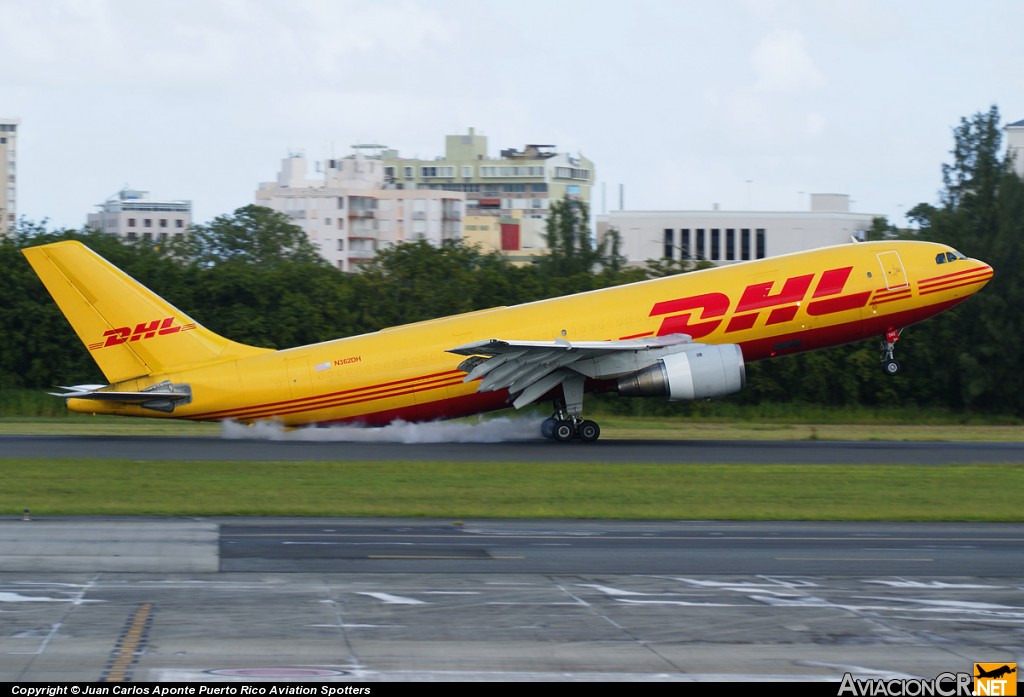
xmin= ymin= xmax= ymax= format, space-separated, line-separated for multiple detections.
xmin=1 ymin=459 xmax=1021 ymax=521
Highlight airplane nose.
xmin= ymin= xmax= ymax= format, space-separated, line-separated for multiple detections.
xmin=975 ymin=260 xmax=994 ymax=285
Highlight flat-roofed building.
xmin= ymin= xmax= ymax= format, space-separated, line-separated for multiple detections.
xmin=86 ymin=188 xmax=192 ymax=243
xmin=596 ymin=194 xmax=878 ymax=267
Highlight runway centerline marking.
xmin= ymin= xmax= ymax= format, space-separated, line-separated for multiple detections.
xmin=775 ymin=557 xmax=934 ymax=562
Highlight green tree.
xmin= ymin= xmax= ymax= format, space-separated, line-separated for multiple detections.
xmin=909 ymin=105 xmax=1024 ymax=413
xmin=178 ymin=205 xmax=325 ymax=267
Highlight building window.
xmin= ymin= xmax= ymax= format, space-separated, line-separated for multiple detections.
xmin=663 ymin=229 xmax=674 ymax=259
xmin=143 ymin=232 xmax=152 ymax=242
xmin=726 ymin=229 xmax=735 ymax=261
xmin=404 ymin=166 xmax=414 ymax=178
xmin=756 ymin=229 xmax=766 ymax=259
xmin=337 ymin=197 xmax=345 ymax=209
xmin=710 ymin=229 xmax=720 ymax=261
xmin=174 ymin=233 xmax=183 ymax=241
xmin=325 ymin=218 xmax=331 ymax=226
xmin=696 ymin=229 xmax=706 ymax=260
xmin=680 ymin=229 xmax=690 ymax=260
xmin=128 ymin=218 xmax=136 ymax=227
xmin=553 ymin=167 xmax=591 ymax=180
xmin=127 ymin=232 xmax=137 ymax=241
xmin=480 ymin=165 xmax=545 ymax=177
xmin=741 ymin=229 xmax=751 ymax=260
xmin=337 ymin=239 xmax=345 ymax=251
xmin=160 ymin=219 xmax=168 ymax=228
xmin=175 ymin=219 xmax=184 ymax=228
xmin=144 ymin=219 xmax=152 ymax=228
xmin=421 ymin=166 xmax=455 ymax=178
xmin=461 ymin=165 xmax=472 ymax=178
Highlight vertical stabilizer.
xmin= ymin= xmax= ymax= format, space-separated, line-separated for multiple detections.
xmin=23 ymin=241 xmax=271 ymax=383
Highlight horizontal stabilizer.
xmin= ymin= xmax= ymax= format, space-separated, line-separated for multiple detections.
xmin=50 ymin=381 xmax=192 ymax=413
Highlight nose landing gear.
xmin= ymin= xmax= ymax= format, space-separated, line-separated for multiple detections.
xmin=880 ymin=327 xmax=902 ymax=376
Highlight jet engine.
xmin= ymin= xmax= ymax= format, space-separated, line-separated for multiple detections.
xmin=617 ymin=344 xmax=745 ymax=400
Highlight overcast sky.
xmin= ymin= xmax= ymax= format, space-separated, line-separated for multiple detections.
xmin=2 ymin=0 xmax=1022 ymax=230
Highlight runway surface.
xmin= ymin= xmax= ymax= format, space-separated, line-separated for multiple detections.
xmin=2 ymin=518 xmax=1023 ymax=682
xmin=3 ymin=434 xmax=1024 ymax=463
xmin=3 ymin=435 xmax=1023 ymax=682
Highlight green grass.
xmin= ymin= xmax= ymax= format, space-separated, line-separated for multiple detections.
xmin=2 ymin=459 xmax=1022 ymax=521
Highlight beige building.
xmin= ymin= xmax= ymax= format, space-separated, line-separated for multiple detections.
xmin=86 ymin=188 xmax=192 ymax=242
xmin=597 ymin=194 xmax=878 ymax=267
xmin=0 ymin=117 xmax=19 ymax=232
xmin=255 ymin=150 xmax=465 ymax=271
xmin=384 ymin=128 xmax=595 ymax=260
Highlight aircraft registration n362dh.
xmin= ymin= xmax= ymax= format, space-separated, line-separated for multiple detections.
xmin=24 ymin=239 xmax=991 ymax=442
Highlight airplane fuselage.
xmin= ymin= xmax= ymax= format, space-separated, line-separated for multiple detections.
xmin=64 ymin=240 xmax=992 ymax=426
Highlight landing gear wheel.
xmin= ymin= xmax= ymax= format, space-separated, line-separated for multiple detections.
xmin=577 ymin=420 xmax=601 ymax=442
xmin=882 ymin=359 xmax=900 ymax=376
xmin=540 ymin=417 xmax=557 ymax=440
xmin=553 ymin=421 xmax=576 ymax=442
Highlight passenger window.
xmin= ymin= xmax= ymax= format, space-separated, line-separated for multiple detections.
xmin=935 ymin=253 xmax=946 ymax=264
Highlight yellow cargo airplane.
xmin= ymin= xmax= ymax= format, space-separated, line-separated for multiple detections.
xmin=23 ymin=239 xmax=991 ymax=441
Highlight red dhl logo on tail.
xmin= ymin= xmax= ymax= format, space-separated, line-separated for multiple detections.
xmin=650 ymin=266 xmax=872 ymax=339
xmin=87 ymin=317 xmax=196 ymax=350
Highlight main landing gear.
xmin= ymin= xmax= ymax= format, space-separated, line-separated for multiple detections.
xmin=541 ymin=413 xmax=601 ymax=442
xmin=880 ymin=327 xmax=902 ymax=376
xmin=540 ymin=374 xmax=602 ymax=442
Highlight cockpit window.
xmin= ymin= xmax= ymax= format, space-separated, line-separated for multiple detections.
xmin=936 ymin=249 xmax=968 ymax=264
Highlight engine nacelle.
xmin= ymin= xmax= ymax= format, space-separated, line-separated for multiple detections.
xmin=617 ymin=344 xmax=745 ymax=400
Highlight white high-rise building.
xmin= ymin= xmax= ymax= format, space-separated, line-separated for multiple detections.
xmin=0 ymin=117 xmax=19 ymax=232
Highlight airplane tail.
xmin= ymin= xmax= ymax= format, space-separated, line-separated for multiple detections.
xmin=23 ymin=240 xmax=271 ymax=384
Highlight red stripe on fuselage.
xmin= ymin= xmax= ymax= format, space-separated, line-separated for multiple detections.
xmin=189 ymin=369 xmax=464 ymax=420
xmin=918 ymin=267 xmax=989 ymax=286
xmin=739 ymin=297 xmax=964 ymax=361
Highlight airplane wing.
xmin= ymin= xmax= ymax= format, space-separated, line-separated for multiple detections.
xmin=447 ymin=334 xmax=698 ymax=409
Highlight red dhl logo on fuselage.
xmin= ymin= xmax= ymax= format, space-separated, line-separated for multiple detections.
xmin=650 ymin=266 xmax=873 ymax=339
xmin=87 ymin=317 xmax=196 ymax=350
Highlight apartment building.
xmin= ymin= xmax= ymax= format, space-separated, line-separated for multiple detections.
xmin=384 ymin=128 xmax=595 ymax=260
xmin=255 ymin=150 xmax=464 ymax=271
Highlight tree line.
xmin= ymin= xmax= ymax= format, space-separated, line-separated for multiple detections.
xmin=2 ymin=106 xmax=1021 ymax=415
